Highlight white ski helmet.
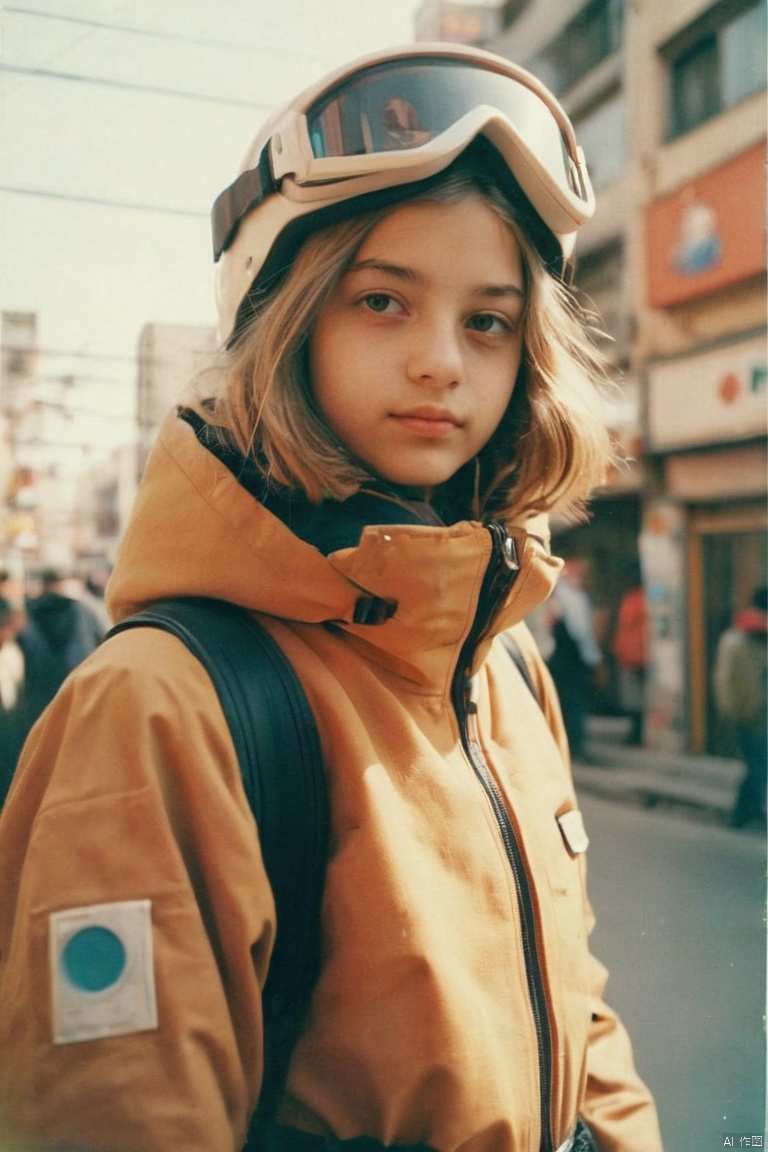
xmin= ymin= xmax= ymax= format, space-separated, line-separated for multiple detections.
xmin=212 ymin=42 xmax=595 ymax=343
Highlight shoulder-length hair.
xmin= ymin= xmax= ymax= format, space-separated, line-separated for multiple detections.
xmin=204 ymin=157 xmax=613 ymax=523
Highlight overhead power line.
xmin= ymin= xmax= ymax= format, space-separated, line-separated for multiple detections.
xmin=1 ymin=343 xmax=217 ymax=369
xmin=1 ymin=344 xmax=136 ymax=364
xmin=0 ymin=62 xmax=271 ymax=109
xmin=5 ymin=5 xmax=330 ymax=64
xmin=0 ymin=182 xmax=209 ymax=220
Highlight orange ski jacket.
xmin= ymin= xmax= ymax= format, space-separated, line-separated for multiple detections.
xmin=0 ymin=410 xmax=663 ymax=1152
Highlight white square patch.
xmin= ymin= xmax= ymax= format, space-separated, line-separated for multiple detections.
xmin=49 ymin=899 xmax=158 ymax=1044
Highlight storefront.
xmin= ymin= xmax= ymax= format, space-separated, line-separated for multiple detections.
xmin=550 ymin=374 xmax=646 ymax=719
xmin=644 ymin=335 xmax=767 ymax=753
xmin=641 ymin=142 xmax=767 ymax=752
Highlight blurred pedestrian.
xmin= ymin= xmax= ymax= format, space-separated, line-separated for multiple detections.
xmin=15 ymin=567 xmax=105 ymax=748
xmin=612 ymin=565 xmax=649 ymax=746
xmin=81 ymin=565 xmax=113 ymax=629
xmin=713 ymin=585 xmax=767 ymax=828
xmin=0 ymin=596 xmax=25 ymax=805
xmin=546 ymin=546 xmax=603 ymax=762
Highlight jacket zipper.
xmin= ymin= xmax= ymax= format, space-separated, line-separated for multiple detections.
xmin=450 ymin=522 xmax=555 ymax=1152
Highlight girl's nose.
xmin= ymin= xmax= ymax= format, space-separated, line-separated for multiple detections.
xmin=405 ymin=319 xmax=462 ymax=388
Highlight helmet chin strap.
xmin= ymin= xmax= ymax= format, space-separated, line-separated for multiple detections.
xmin=212 ymin=144 xmax=276 ymax=263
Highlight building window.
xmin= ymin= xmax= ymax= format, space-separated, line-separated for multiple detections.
xmin=527 ymin=0 xmax=625 ymax=96
xmin=666 ymin=0 xmax=767 ymax=138
xmin=722 ymin=1 xmax=767 ymax=103
xmin=573 ymin=89 xmax=627 ymax=191
xmin=7 ymin=351 xmax=27 ymax=375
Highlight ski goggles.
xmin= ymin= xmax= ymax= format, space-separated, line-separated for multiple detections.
xmin=212 ymin=51 xmax=594 ymax=262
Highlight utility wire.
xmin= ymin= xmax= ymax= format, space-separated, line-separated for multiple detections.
xmin=7 ymin=405 xmax=137 ymax=425
xmin=1 ymin=344 xmax=137 ymax=364
xmin=0 ymin=182 xmax=209 ymax=220
xmin=2 ymin=362 xmax=209 ymax=381
xmin=5 ymin=5 xmax=331 ymax=64
xmin=0 ymin=62 xmax=271 ymax=109
xmin=1 ymin=343 xmax=216 ymax=369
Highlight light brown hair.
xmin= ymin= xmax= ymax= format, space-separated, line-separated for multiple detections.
xmin=204 ymin=158 xmax=613 ymax=523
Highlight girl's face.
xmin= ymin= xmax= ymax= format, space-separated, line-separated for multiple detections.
xmin=309 ymin=195 xmax=526 ymax=495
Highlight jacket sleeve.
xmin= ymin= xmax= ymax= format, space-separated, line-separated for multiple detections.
xmin=0 ymin=629 xmax=275 ymax=1152
xmin=580 ymin=934 xmax=665 ymax=1151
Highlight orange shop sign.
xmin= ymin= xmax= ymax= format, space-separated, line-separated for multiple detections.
xmin=645 ymin=143 xmax=766 ymax=307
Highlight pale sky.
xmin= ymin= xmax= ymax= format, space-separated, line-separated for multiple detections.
xmin=0 ymin=0 xmax=425 ymax=448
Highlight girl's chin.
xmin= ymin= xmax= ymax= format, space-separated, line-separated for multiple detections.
xmin=366 ymin=463 xmax=465 ymax=496
xmin=371 ymin=475 xmax=452 ymax=498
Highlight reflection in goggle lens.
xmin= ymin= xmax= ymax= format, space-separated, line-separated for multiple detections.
xmin=306 ymin=59 xmax=575 ymax=199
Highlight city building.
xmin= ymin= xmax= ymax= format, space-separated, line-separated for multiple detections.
xmin=487 ymin=0 xmax=767 ymax=752
xmin=0 ymin=317 xmax=217 ymax=580
xmin=0 ymin=312 xmax=78 ymax=577
xmin=136 ymin=323 xmax=218 ymax=478
xmin=73 ymin=322 xmax=218 ymax=567
xmin=72 ymin=444 xmax=141 ymax=577
xmin=415 ymin=0 xmax=504 ymax=43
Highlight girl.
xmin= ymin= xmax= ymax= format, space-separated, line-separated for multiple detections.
xmin=0 ymin=44 xmax=664 ymax=1152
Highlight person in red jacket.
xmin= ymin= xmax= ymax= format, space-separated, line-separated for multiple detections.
xmin=611 ymin=564 xmax=649 ymax=746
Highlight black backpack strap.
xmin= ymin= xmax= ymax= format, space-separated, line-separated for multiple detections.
xmin=499 ymin=629 xmax=540 ymax=705
xmin=107 ymin=597 xmax=328 ymax=1132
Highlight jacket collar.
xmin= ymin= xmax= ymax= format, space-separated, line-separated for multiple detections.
xmin=108 ymin=410 xmax=561 ymax=692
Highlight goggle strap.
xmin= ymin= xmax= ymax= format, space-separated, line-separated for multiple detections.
xmin=212 ymin=145 xmax=275 ymax=262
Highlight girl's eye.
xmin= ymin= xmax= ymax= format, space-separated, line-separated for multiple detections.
xmin=466 ymin=313 xmax=510 ymax=335
xmin=363 ymin=293 xmax=400 ymax=314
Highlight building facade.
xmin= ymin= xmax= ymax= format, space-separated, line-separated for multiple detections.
xmin=488 ymin=0 xmax=767 ymax=752
xmin=136 ymin=323 xmax=217 ymax=479
xmin=0 ymin=312 xmax=82 ymax=578
xmin=75 ymin=322 xmax=218 ymax=568
xmin=0 ymin=317 xmax=218 ymax=581
xmin=415 ymin=0 xmax=504 ymax=43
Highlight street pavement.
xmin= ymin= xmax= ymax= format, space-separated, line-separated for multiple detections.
xmin=573 ymin=727 xmax=766 ymax=1152
xmin=574 ymin=716 xmax=749 ymax=828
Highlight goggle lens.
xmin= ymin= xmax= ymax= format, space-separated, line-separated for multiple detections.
xmin=306 ymin=58 xmax=584 ymax=201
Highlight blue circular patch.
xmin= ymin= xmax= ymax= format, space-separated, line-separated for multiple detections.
xmin=62 ymin=926 xmax=127 ymax=993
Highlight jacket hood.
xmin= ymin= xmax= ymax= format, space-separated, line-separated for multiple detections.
xmin=107 ymin=410 xmax=561 ymax=682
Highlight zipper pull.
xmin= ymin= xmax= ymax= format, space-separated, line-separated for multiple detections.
xmin=488 ymin=520 xmax=520 ymax=571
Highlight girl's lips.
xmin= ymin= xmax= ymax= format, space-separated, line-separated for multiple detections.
xmin=392 ymin=411 xmax=461 ymax=438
